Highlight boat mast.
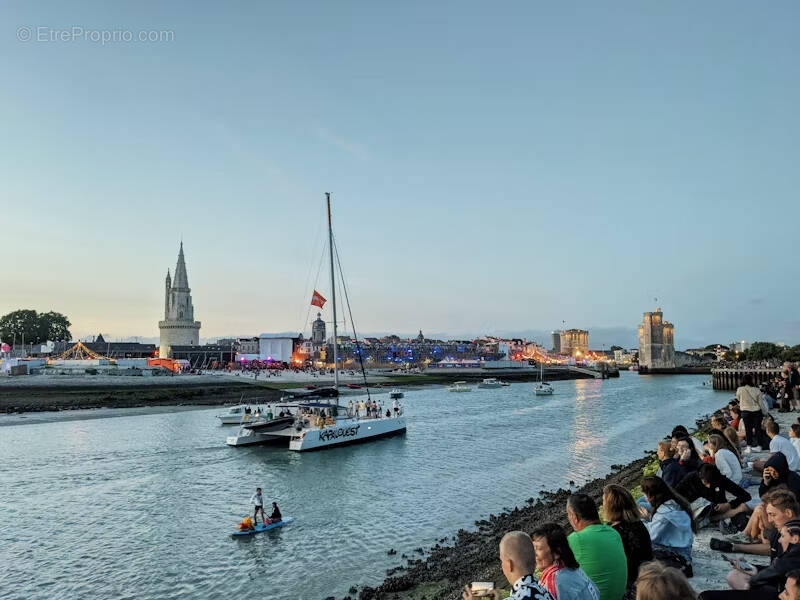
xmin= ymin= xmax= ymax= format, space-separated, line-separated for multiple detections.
xmin=326 ymin=192 xmax=339 ymax=392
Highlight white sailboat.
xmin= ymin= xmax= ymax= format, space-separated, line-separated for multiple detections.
xmin=534 ymin=362 xmax=553 ymax=395
xmin=288 ymin=194 xmax=406 ymax=451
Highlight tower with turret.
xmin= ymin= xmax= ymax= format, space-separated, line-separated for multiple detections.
xmin=158 ymin=243 xmax=201 ymax=358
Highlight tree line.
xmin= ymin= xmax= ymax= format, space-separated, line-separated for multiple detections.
xmin=0 ymin=309 xmax=72 ymax=346
xmin=724 ymin=341 xmax=800 ymax=363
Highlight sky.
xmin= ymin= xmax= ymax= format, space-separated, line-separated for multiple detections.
xmin=2 ymin=1 xmax=799 ymax=350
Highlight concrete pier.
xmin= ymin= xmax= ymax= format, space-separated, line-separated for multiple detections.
xmin=711 ymin=368 xmax=781 ymax=391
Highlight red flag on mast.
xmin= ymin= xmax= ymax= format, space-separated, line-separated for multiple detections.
xmin=311 ymin=290 xmax=327 ymax=308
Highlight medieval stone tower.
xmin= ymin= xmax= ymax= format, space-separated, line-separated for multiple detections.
xmin=158 ymin=242 xmax=201 ymax=358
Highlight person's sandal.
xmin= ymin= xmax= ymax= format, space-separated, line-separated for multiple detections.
xmin=710 ymin=538 xmax=734 ymax=552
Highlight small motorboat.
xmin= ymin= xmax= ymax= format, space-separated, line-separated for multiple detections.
xmin=500 ymin=381 xmax=510 ymax=387
xmin=347 ymin=383 xmax=362 ymax=389
xmin=389 ymin=389 xmax=404 ymax=399
xmin=217 ymin=405 xmax=261 ymax=425
xmin=477 ymin=378 xmax=504 ymax=389
xmin=448 ymin=381 xmax=472 ymax=392
xmin=534 ymin=382 xmax=554 ymax=396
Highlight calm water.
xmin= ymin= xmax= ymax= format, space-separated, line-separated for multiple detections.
xmin=0 ymin=373 xmax=724 ymax=600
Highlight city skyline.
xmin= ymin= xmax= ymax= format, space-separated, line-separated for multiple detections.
xmin=3 ymin=2 xmax=799 ymax=347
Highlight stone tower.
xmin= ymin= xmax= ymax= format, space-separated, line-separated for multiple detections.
xmin=638 ymin=307 xmax=675 ymax=369
xmin=158 ymin=242 xmax=201 ymax=358
xmin=311 ymin=312 xmax=326 ymax=346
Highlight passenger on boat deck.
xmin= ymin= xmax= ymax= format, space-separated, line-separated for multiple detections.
xmin=462 ymin=530 xmax=554 ymax=600
xmin=393 ymin=399 xmax=399 ymax=415
xmin=347 ymin=400 xmax=354 ymax=417
xmin=250 ymin=487 xmax=266 ymax=525
xmin=266 ymin=407 xmax=273 ymax=420
xmin=385 ymin=409 xmax=390 ymax=418
xmin=267 ymin=502 xmax=281 ymax=523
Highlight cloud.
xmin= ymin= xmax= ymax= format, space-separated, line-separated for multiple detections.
xmin=313 ymin=126 xmax=369 ymax=160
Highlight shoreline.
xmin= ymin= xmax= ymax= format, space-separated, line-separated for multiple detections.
xmin=0 ymin=370 xmax=600 ymax=414
xmin=0 ymin=379 xmax=280 ymax=414
xmin=355 ymin=414 xmax=715 ymax=600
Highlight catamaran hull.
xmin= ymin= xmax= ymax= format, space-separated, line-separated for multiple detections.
xmin=289 ymin=417 xmax=406 ymax=451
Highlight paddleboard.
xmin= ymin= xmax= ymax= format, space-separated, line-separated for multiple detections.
xmin=232 ymin=516 xmax=293 ymax=537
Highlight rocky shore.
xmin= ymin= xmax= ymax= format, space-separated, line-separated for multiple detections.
xmin=356 ymin=415 xmax=714 ymax=600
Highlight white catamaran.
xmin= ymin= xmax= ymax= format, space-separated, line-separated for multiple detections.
xmin=226 ymin=193 xmax=406 ymax=451
xmin=288 ymin=193 xmax=406 ymax=451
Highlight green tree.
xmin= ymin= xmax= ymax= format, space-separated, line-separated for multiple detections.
xmin=744 ymin=342 xmax=783 ymax=360
xmin=781 ymin=345 xmax=800 ymax=362
xmin=723 ymin=350 xmax=739 ymax=362
xmin=37 ymin=311 xmax=72 ymax=342
xmin=0 ymin=309 xmax=71 ymax=345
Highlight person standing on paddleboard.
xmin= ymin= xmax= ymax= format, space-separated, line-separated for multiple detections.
xmin=250 ymin=488 xmax=266 ymax=525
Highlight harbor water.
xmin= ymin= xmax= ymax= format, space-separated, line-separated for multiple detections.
xmin=0 ymin=373 xmax=725 ymax=599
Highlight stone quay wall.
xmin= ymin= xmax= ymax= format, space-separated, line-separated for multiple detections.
xmin=711 ymin=367 xmax=781 ymax=391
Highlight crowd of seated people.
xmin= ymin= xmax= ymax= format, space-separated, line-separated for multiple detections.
xmin=460 ymin=372 xmax=800 ymax=600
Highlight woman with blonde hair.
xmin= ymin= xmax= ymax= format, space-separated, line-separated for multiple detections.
xmin=603 ymin=484 xmax=653 ymax=588
xmin=707 ymin=434 xmax=743 ymax=484
xmin=635 ymin=561 xmax=697 ymax=600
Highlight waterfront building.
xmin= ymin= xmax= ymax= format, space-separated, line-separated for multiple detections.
xmin=257 ymin=334 xmax=297 ymax=363
xmin=730 ymin=340 xmax=751 ymax=354
xmin=637 ymin=308 xmax=675 ymax=369
xmin=559 ymin=329 xmax=589 ymax=358
xmin=158 ymin=243 xmax=201 ymax=358
xmin=551 ymin=331 xmax=561 ymax=354
xmin=52 ymin=334 xmax=156 ymax=359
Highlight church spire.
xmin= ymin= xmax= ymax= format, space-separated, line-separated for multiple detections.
xmin=172 ymin=242 xmax=189 ymax=290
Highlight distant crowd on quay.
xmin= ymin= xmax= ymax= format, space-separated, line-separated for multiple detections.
xmin=458 ymin=365 xmax=800 ymax=600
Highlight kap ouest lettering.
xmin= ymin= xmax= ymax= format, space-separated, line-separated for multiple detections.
xmin=318 ymin=424 xmax=360 ymax=442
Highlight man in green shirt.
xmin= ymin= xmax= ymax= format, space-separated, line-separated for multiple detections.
xmin=566 ymin=493 xmax=628 ymax=600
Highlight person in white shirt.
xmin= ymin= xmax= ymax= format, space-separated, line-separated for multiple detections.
xmin=791 ymin=424 xmax=800 ymax=458
xmin=250 ymin=487 xmax=266 ymax=525
xmin=753 ymin=421 xmax=800 ymax=473
xmin=708 ymin=434 xmax=743 ymax=484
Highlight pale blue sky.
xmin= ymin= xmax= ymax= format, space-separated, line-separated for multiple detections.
xmin=2 ymin=1 xmax=798 ymax=348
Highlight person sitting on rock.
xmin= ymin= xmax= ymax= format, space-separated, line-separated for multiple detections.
xmin=531 ymin=522 xmax=600 ymax=600
xmin=639 ymin=476 xmax=695 ymax=577
xmin=674 ymin=463 xmax=751 ymax=522
xmin=752 ymin=421 xmax=800 ymax=474
xmin=701 ymin=520 xmax=800 ymax=599
xmin=710 ymin=489 xmax=799 ymax=559
xmin=566 ymin=493 xmax=628 ymax=600
xmin=780 ymin=569 xmax=800 ymax=600
xmin=602 ymin=484 xmax=653 ymax=590
xmin=657 ymin=440 xmax=689 ymax=488
xmin=462 ymin=530 xmax=553 ymax=600
xmin=634 ymin=561 xmax=698 ymax=600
